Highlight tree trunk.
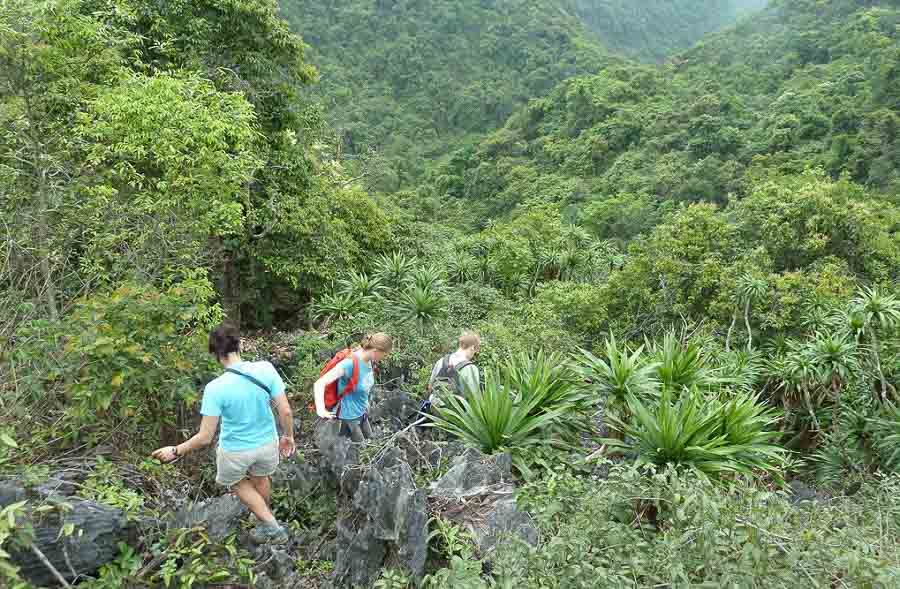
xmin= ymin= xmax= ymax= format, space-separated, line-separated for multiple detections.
xmin=802 ymin=386 xmax=819 ymax=432
xmin=725 ymin=310 xmax=737 ymax=352
xmin=213 ymin=238 xmax=241 ymax=325
xmin=871 ymin=331 xmax=887 ymax=403
xmin=831 ymin=378 xmax=841 ymax=434
xmin=743 ymin=298 xmax=752 ymax=351
xmin=37 ymin=169 xmax=58 ymax=321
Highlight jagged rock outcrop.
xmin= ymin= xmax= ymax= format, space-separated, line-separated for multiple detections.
xmin=173 ymin=494 xmax=248 ymax=542
xmin=315 ymin=420 xmax=361 ymax=494
xmin=430 ymin=450 xmax=538 ymax=556
xmin=333 ymin=459 xmax=428 ymax=587
xmin=369 ymin=388 xmax=421 ymax=433
xmin=1 ymin=483 xmax=133 ymax=587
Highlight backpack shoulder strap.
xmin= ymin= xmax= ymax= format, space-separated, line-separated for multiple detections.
xmin=225 ymin=368 xmax=272 ymax=396
xmin=451 ymin=360 xmax=474 ymax=393
xmin=333 ymin=354 xmax=360 ymax=419
xmin=454 ymin=360 xmax=473 ymax=375
xmin=437 ymin=354 xmax=453 ymax=378
xmin=338 ymin=354 xmax=360 ymax=398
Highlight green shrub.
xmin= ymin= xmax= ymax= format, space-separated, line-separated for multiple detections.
xmin=431 ymin=352 xmax=595 ymax=477
xmin=607 ymin=386 xmax=785 ymax=478
xmin=85 ymin=530 xmax=256 ymax=589
xmin=577 ymin=335 xmax=659 ymax=427
xmin=290 ymin=331 xmax=337 ymax=394
xmin=0 ymin=501 xmax=31 ymax=589
xmin=424 ymin=556 xmax=488 ymax=589
xmin=498 ymin=463 xmax=900 ymax=586
xmin=10 ymin=280 xmax=220 ymax=451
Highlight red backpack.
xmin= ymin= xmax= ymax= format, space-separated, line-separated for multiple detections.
xmin=320 ymin=348 xmax=360 ymax=417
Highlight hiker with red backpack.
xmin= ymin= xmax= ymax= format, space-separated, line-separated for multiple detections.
xmin=424 ymin=331 xmax=481 ymax=412
xmin=314 ymin=333 xmax=393 ymax=442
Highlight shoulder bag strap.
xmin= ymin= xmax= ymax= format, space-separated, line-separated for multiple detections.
xmin=225 ymin=368 xmax=272 ymax=396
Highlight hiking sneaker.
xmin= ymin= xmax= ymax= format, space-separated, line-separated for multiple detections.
xmin=249 ymin=523 xmax=289 ymax=545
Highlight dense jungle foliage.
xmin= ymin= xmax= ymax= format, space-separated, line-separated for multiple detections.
xmin=567 ymin=0 xmax=769 ymax=61
xmin=281 ymin=0 xmax=770 ymax=190
xmin=2 ymin=0 xmax=900 ymax=587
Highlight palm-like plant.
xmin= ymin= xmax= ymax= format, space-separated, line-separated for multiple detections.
xmin=827 ymin=306 xmax=867 ymax=342
xmin=406 ymin=265 xmax=446 ymax=293
xmin=538 ymin=248 xmax=562 ymax=280
xmin=779 ymin=339 xmax=823 ymax=432
xmin=431 ymin=352 xmax=594 ymax=478
xmin=808 ymin=331 xmax=859 ymax=432
xmin=447 ymin=253 xmax=477 ymax=284
xmin=726 ymin=273 xmax=768 ymax=351
xmin=577 ymin=336 xmax=659 ymax=431
xmin=872 ymin=403 xmax=900 ymax=471
xmin=607 ymin=387 xmax=784 ymax=479
xmin=649 ymin=332 xmax=715 ymax=393
xmin=311 ymin=290 xmax=363 ymax=323
xmin=851 ymin=286 xmax=900 ymax=402
xmin=558 ymin=248 xmax=582 ymax=282
xmin=374 ymin=252 xmax=416 ymax=287
xmin=475 ymin=255 xmax=495 ymax=285
xmin=394 ymin=285 xmax=446 ymax=331
xmin=337 ymin=270 xmax=384 ymax=301
xmin=503 ymin=350 xmax=594 ymax=442
xmin=717 ymin=349 xmax=763 ymax=394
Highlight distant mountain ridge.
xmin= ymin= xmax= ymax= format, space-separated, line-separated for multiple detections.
xmin=426 ymin=0 xmax=899 ymax=222
xmin=278 ymin=0 xmax=764 ymax=189
xmin=567 ymin=0 xmax=768 ymax=62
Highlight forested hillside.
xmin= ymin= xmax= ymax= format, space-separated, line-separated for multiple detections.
xmin=3 ymin=1 xmax=900 ymax=588
xmin=279 ymin=0 xmax=765 ymax=190
xmin=431 ymin=0 xmax=900 ymax=218
xmin=279 ymin=0 xmax=611 ymax=190
xmin=567 ymin=0 xmax=768 ymax=61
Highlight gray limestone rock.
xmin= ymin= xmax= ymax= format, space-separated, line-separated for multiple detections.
xmin=2 ymin=487 xmax=133 ymax=587
xmin=173 ymin=494 xmax=247 ymax=541
xmin=429 ymin=450 xmax=538 ymax=557
xmin=333 ymin=461 xmax=428 ymax=587
xmin=315 ymin=419 xmax=360 ymax=493
xmin=430 ymin=450 xmax=512 ymax=498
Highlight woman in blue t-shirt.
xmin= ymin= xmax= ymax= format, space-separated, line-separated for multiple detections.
xmin=151 ymin=323 xmax=295 ymax=545
xmin=313 ymin=333 xmax=392 ymax=442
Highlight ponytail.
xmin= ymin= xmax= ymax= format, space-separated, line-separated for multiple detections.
xmin=360 ymin=332 xmax=393 ymax=353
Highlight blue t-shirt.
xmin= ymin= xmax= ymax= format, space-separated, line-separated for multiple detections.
xmin=200 ymin=361 xmax=286 ymax=451
xmin=336 ymin=352 xmax=374 ymax=420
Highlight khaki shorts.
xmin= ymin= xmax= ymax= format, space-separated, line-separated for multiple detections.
xmin=216 ymin=438 xmax=279 ymax=487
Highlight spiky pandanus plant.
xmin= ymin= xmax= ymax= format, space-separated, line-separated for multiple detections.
xmin=649 ymin=332 xmax=716 ymax=393
xmin=447 ymin=252 xmax=477 ymax=284
xmin=394 ymin=285 xmax=446 ymax=332
xmin=808 ymin=331 xmax=860 ymax=434
xmin=606 ymin=386 xmax=784 ymax=479
xmin=431 ymin=352 xmax=594 ymax=478
xmin=405 ymin=265 xmax=446 ymax=293
xmin=577 ymin=335 xmax=660 ymax=437
xmin=851 ymin=286 xmax=900 ymax=402
xmin=726 ymin=273 xmax=768 ymax=352
xmin=337 ymin=270 xmax=384 ymax=301
xmin=374 ymin=251 xmax=416 ymax=288
xmin=311 ymin=288 xmax=363 ymax=324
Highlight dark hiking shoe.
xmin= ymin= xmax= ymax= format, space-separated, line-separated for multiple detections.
xmin=249 ymin=523 xmax=288 ymax=545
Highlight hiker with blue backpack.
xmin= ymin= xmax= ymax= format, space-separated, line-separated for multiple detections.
xmin=151 ymin=323 xmax=295 ymax=545
xmin=313 ymin=333 xmax=393 ymax=442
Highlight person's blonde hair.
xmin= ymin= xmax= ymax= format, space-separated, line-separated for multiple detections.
xmin=458 ymin=331 xmax=481 ymax=350
xmin=361 ymin=332 xmax=393 ymax=353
